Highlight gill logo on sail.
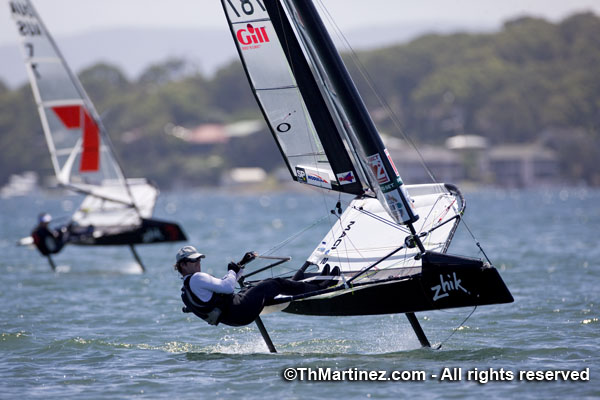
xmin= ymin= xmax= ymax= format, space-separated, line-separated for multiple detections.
xmin=236 ymin=24 xmax=270 ymax=49
xmin=431 ymin=272 xmax=469 ymax=301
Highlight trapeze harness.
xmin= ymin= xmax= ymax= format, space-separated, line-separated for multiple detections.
xmin=181 ymin=275 xmax=233 ymax=326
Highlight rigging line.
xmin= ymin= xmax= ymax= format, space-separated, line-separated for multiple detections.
xmin=338 ymin=203 xmax=428 ymax=272
xmin=315 ymin=0 xmax=438 ymax=184
xmin=277 ymin=0 xmax=339 ymax=245
xmin=460 ymin=215 xmax=493 ymax=265
xmin=433 ymin=306 xmax=478 ymax=350
xmin=330 ymin=195 xmax=365 ymax=277
xmin=257 ymin=213 xmax=329 ymax=258
xmin=354 ymin=206 xmax=411 ymax=233
xmin=346 ymin=243 xmax=407 ymax=285
xmin=417 ymin=195 xmax=451 ymax=246
xmin=356 ymin=199 xmax=460 ymax=239
xmin=318 ymin=192 xmax=338 ymax=265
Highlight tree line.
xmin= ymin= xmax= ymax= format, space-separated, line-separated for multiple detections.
xmin=1 ymin=12 xmax=598 ymax=188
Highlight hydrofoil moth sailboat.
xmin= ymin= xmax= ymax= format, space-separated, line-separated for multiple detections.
xmin=221 ymin=0 xmax=513 ymax=352
xmin=9 ymin=0 xmax=187 ymax=271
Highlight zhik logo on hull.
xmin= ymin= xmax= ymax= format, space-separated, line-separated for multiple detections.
xmin=430 ymin=272 xmax=469 ymax=301
xmin=236 ymin=24 xmax=270 ymax=49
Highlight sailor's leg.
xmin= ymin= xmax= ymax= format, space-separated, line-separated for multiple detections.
xmin=219 ymin=283 xmax=278 ymax=326
xmin=271 ymin=277 xmax=321 ymax=295
xmin=220 ymin=278 xmax=319 ymax=326
xmin=47 ymin=255 xmax=56 ymax=271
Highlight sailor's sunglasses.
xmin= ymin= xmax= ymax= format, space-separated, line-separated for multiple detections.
xmin=185 ymin=257 xmax=201 ymax=263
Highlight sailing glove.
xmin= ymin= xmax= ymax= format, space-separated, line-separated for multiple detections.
xmin=239 ymin=251 xmax=257 ymax=265
xmin=227 ymin=262 xmax=242 ymax=273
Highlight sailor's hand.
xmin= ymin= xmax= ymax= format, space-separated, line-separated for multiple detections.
xmin=227 ymin=261 xmax=242 ymax=273
xmin=239 ymin=251 xmax=258 ymax=265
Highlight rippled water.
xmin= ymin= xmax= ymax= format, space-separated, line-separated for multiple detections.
xmin=1 ymin=187 xmax=598 ymax=399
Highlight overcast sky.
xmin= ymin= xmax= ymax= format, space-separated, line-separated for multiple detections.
xmin=2 ymin=0 xmax=599 ymax=46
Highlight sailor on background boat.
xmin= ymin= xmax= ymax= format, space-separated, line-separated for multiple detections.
xmin=175 ymin=246 xmax=338 ymax=326
xmin=31 ymin=213 xmax=67 ymax=256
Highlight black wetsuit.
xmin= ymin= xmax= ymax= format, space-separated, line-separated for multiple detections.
xmin=182 ymin=272 xmax=321 ymax=327
xmin=31 ymin=226 xmax=65 ymax=255
xmin=220 ymin=278 xmax=320 ymax=326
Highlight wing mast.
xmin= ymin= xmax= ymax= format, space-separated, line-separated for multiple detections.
xmin=280 ymin=0 xmax=420 ymax=226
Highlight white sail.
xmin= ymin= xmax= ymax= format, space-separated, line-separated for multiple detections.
xmin=221 ymin=0 xmax=368 ymax=196
xmin=8 ymin=0 xmax=157 ymax=228
xmin=71 ymin=179 xmax=157 ymax=229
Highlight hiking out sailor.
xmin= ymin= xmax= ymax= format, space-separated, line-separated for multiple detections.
xmin=31 ymin=213 xmax=67 ymax=256
xmin=175 ymin=245 xmax=339 ymax=326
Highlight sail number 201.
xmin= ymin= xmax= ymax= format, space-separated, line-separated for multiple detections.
xmin=227 ymin=0 xmax=266 ymax=17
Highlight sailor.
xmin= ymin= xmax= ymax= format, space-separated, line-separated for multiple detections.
xmin=175 ymin=245 xmax=338 ymax=327
xmin=31 ymin=213 xmax=66 ymax=256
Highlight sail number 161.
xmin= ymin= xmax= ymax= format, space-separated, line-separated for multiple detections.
xmin=227 ymin=0 xmax=266 ymax=17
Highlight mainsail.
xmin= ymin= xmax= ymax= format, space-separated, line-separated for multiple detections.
xmin=222 ymin=1 xmax=365 ymax=196
xmin=221 ymin=0 xmax=419 ymax=225
xmin=221 ymin=0 xmax=467 ymax=272
xmin=9 ymin=0 xmax=156 ymax=230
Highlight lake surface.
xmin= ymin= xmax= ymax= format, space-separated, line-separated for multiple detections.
xmin=1 ymin=187 xmax=598 ymax=399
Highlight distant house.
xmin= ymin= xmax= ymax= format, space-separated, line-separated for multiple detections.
xmin=186 ymin=124 xmax=230 ymax=144
xmin=221 ymin=167 xmax=268 ymax=187
xmin=0 ymin=171 xmax=38 ymax=198
xmin=489 ymin=144 xmax=560 ymax=187
xmin=165 ymin=122 xmax=561 ymax=188
xmin=383 ymin=136 xmax=464 ymax=184
xmin=165 ymin=120 xmax=264 ymax=145
xmin=386 ymin=134 xmax=561 ymax=187
xmin=446 ymin=135 xmax=489 ymax=182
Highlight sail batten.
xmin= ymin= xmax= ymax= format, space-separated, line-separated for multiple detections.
xmin=40 ymin=99 xmax=85 ymax=108
xmin=25 ymin=56 xmax=61 ymax=62
xmin=255 ymin=85 xmax=298 ymax=91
